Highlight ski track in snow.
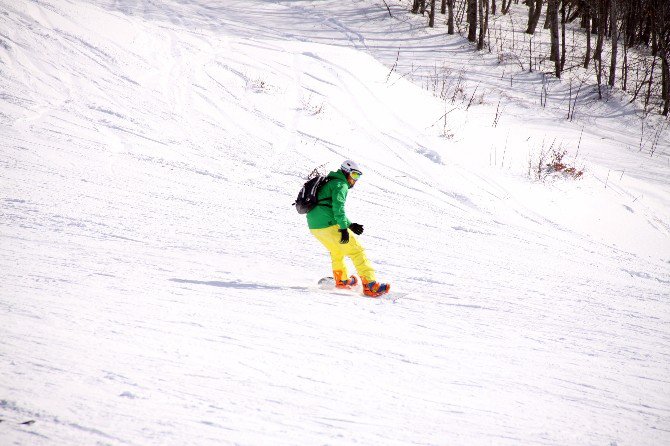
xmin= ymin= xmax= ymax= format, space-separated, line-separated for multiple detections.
xmin=1 ymin=1 xmax=669 ymax=445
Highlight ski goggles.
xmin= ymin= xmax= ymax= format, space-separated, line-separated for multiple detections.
xmin=349 ymin=170 xmax=362 ymax=180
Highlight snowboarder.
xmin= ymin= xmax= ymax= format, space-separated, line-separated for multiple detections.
xmin=307 ymin=160 xmax=390 ymax=297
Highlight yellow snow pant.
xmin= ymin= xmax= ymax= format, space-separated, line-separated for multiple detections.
xmin=310 ymin=225 xmax=376 ymax=282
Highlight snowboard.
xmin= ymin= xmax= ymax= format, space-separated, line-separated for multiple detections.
xmin=317 ymin=277 xmax=404 ymax=302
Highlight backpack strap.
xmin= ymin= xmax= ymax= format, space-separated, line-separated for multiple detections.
xmin=314 ymin=177 xmax=333 ymax=208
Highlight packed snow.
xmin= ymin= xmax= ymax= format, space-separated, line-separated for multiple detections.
xmin=1 ymin=1 xmax=669 ymax=445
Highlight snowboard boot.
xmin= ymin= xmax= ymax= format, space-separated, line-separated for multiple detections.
xmin=362 ymin=279 xmax=390 ymax=297
xmin=333 ymin=271 xmax=358 ymax=289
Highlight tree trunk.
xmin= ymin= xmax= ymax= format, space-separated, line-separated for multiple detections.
xmin=594 ymin=0 xmax=606 ymax=65
xmin=642 ymin=12 xmax=651 ymax=45
xmin=567 ymin=2 xmax=582 ymax=23
xmin=584 ymin=3 xmax=591 ymax=68
xmin=527 ymin=0 xmax=536 ymax=30
xmin=412 ymin=0 xmax=421 ymax=14
xmin=646 ymin=53 xmax=656 ymax=110
xmin=479 ymin=0 xmax=490 ymax=50
xmin=608 ymin=0 xmax=618 ymax=87
xmin=486 ymin=0 xmax=490 ymax=48
xmin=448 ymin=0 xmax=455 ymax=34
xmin=580 ymin=0 xmax=589 ymax=29
xmin=662 ymin=54 xmax=669 ymax=116
xmin=441 ymin=0 xmax=447 ymax=14
xmin=548 ymin=0 xmax=561 ymax=77
xmin=622 ymin=14 xmax=628 ymax=91
xmin=478 ymin=0 xmax=485 ymax=49
xmin=502 ymin=0 xmax=512 ymax=14
xmin=561 ymin=0 xmax=566 ymax=71
xmin=468 ymin=0 xmax=478 ymax=42
xmin=526 ymin=0 xmax=543 ymax=34
xmin=596 ymin=0 xmax=608 ymax=96
xmin=660 ymin=16 xmax=670 ymax=115
xmin=429 ymin=0 xmax=437 ymax=27
xmin=626 ymin=0 xmax=637 ymax=47
xmin=544 ymin=2 xmax=552 ymax=30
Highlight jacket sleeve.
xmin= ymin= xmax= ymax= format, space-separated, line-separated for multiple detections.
xmin=331 ymin=181 xmax=351 ymax=229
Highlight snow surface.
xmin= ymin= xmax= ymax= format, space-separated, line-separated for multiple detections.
xmin=1 ymin=0 xmax=669 ymax=445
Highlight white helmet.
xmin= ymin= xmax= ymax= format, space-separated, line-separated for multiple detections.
xmin=340 ymin=160 xmax=362 ymax=175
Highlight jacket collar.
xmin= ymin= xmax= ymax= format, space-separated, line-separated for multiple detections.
xmin=329 ymin=169 xmax=353 ymax=188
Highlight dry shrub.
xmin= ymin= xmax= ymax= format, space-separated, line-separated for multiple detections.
xmin=545 ymin=149 xmax=583 ymax=179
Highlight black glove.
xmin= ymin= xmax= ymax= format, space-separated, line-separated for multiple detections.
xmin=339 ymin=228 xmax=350 ymax=244
xmin=349 ymin=223 xmax=364 ymax=235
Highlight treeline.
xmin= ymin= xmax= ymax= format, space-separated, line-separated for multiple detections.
xmin=410 ymin=0 xmax=670 ymax=116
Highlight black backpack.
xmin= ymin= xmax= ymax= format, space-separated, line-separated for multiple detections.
xmin=293 ymin=175 xmax=332 ymax=214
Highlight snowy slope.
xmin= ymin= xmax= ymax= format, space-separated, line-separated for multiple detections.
xmin=1 ymin=1 xmax=669 ymax=445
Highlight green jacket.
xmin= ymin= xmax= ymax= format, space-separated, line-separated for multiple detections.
xmin=306 ymin=170 xmax=352 ymax=230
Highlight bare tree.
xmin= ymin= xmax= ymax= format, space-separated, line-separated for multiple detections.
xmin=583 ymin=1 xmax=592 ymax=68
xmin=478 ymin=0 xmax=490 ymax=50
xmin=502 ymin=0 xmax=513 ymax=14
xmin=407 ymin=0 xmax=669 ymax=115
xmin=594 ymin=0 xmax=607 ymax=97
xmin=663 ymin=54 xmax=670 ymax=114
xmin=561 ymin=1 xmax=567 ymax=71
xmin=526 ymin=0 xmax=544 ymax=34
xmin=544 ymin=1 xmax=552 ymax=29
xmin=468 ymin=0 xmax=478 ymax=42
xmin=621 ymin=5 xmax=629 ymax=91
xmin=609 ymin=0 xmax=619 ymax=86
xmin=412 ymin=0 xmax=426 ymax=14
xmin=548 ymin=0 xmax=561 ymax=77
xmin=654 ymin=0 xmax=670 ymax=114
